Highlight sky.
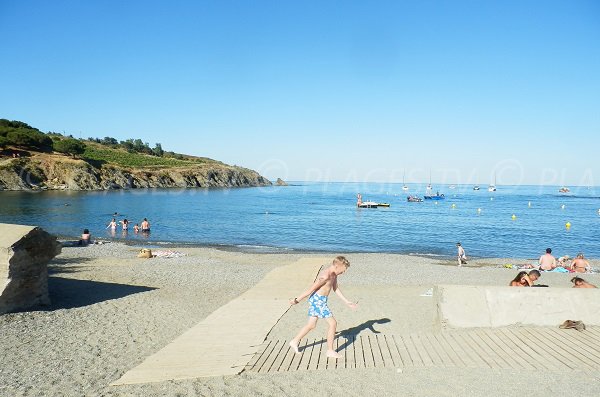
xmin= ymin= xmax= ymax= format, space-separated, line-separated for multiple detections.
xmin=1 ymin=0 xmax=599 ymax=185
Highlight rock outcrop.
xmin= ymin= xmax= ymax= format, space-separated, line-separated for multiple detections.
xmin=0 ymin=156 xmax=272 ymax=191
xmin=0 ymin=223 xmax=62 ymax=314
xmin=275 ymin=178 xmax=288 ymax=186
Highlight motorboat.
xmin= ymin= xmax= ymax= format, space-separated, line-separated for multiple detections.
xmin=402 ymin=170 xmax=409 ymax=191
xmin=473 ymin=185 xmax=480 ymax=191
xmin=488 ymin=173 xmax=497 ymax=192
xmin=407 ymin=195 xmax=423 ymax=202
xmin=356 ymin=193 xmax=390 ymax=208
xmin=559 ymin=187 xmax=570 ymax=193
xmin=424 ymin=192 xmax=445 ymax=200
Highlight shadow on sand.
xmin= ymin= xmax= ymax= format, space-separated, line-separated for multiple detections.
xmin=47 ymin=277 xmax=157 ymax=310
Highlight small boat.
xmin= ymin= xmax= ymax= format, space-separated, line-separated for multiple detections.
xmin=473 ymin=185 xmax=480 ymax=191
xmin=488 ymin=173 xmax=497 ymax=192
xmin=424 ymin=192 xmax=445 ymax=200
xmin=402 ymin=170 xmax=409 ymax=191
xmin=356 ymin=193 xmax=390 ymax=208
xmin=559 ymin=187 xmax=570 ymax=193
xmin=407 ymin=195 xmax=423 ymax=202
xmin=449 ymin=185 xmax=456 ymax=189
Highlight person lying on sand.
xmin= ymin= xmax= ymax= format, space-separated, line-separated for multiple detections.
xmin=510 ymin=270 xmax=541 ymax=286
xmin=288 ymin=256 xmax=358 ymax=359
xmin=571 ymin=277 xmax=597 ymax=288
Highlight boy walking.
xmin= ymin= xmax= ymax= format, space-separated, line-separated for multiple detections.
xmin=288 ymin=256 xmax=357 ymax=359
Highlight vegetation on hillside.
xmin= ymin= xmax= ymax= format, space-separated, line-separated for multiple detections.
xmin=0 ymin=118 xmax=215 ymax=168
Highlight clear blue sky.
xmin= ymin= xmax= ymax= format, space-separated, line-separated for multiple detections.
xmin=1 ymin=1 xmax=598 ymax=185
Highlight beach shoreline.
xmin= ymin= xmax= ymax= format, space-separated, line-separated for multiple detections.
xmin=2 ymin=242 xmax=599 ymax=396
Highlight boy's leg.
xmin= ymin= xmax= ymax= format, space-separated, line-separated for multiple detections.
xmin=290 ymin=316 xmax=318 ymax=354
xmin=325 ymin=317 xmax=342 ymax=358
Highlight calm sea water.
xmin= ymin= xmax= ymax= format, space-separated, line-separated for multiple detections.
xmin=1 ymin=182 xmax=599 ymax=259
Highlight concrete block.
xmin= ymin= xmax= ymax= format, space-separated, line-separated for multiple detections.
xmin=435 ymin=284 xmax=600 ymax=329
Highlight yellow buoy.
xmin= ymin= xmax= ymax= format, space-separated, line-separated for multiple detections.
xmin=435 ymin=201 xmax=438 ymax=205
xmin=561 ymin=204 xmax=565 ymax=210
xmin=511 ymin=214 xmax=517 ymax=220
xmin=528 ymin=201 xmax=531 ymax=207
xmin=566 ymin=222 xmax=571 ymax=229
xmin=451 ymin=204 xmax=456 ymax=209
xmin=477 ymin=208 xmax=482 ymax=213
xmin=490 ymin=197 xmax=494 ymax=201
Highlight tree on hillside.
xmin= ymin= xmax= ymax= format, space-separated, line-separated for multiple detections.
xmin=5 ymin=129 xmax=53 ymax=150
xmin=54 ymin=138 xmax=86 ymax=157
xmin=153 ymin=143 xmax=164 ymax=157
xmin=0 ymin=136 xmax=8 ymax=149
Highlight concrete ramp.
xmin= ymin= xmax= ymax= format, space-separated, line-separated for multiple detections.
xmin=112 ymin=257 xmax=328 ymax=385
xmin=435 ymin=284 xmax=600 ymax=329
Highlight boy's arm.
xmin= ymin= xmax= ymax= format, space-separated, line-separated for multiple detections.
xmin=334 ymin=287 xmax=358 ymax=309
xmin=289 ymin=276 xmax=328 ymax=305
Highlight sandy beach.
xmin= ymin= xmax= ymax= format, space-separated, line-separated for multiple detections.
xmin=2 ymin=243 xmax=600 ymax=397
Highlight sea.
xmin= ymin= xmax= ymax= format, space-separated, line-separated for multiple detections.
xmin=1 ymin=182 xmax=599 ymax=259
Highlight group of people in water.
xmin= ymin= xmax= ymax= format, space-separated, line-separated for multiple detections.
xmin=78 ymin=215 xmax=151 ymax=245
xmin=105 ymin=215 xmax=151 ymax=235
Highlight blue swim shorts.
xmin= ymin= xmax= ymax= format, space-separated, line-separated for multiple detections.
xmin=308 ymin=293 xmax=332 ymax=318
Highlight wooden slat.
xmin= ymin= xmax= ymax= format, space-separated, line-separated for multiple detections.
xmin=305 ymin=338 xmax=319 ymax=371
xmin=430 ymin=333 xmax=464 ymax=367
xmin=519 ymin=328 xmax=577 ymax=370
xmin=474 ymin=330 xmax=520 ymax=369
xmin=424 ymin=333 xmax=454 ymax=367
xmin=369 ymin=335 xmax=385 ymax=367
xmin=482 ymin=329 xmax=537 ymax=370
xmin=246 ymin=340 xmax=271 ymax=371
xmin=295 ymin=339 xmax=310 ymax=371
xmin=391 ymin=335 xmax=411 ymax=367
xmin=343 ymin=336 xmax=356 ymax=369
xmin=521 ymin=328 xmax=594 ymax=371
xmin=467 ymin=330 xmax=511 ymax=369
xmin=502 ymin=328 xmax=563 ymax=371
xmin=381 ymin=335 xmax=397 ymax=367
xmin=452 ymin=333 xmax=493 ymax=368
xmin=361 ymin=336 xmax=375 ymax=368
xmin=417 ymin=334 xmax=444 ymax=366
xmin=401 ymin=335 xmax=424 ymax=366
xmin=409 ymin=334 xmax=434 ymax=366
xmin=438 ymin=332 xmax=474 ymax=367
xmin=546 ymin=329 xmax=600 ymax=367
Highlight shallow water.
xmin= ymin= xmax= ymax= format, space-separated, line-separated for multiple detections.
xmin=1 ymin=182 xmax=599 ymax=258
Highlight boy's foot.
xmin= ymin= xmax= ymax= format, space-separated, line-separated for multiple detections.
xmin=326 ymin=350 xmax=342 ymax=359
xmin=289 ymin=340 xmax=300 ymax=354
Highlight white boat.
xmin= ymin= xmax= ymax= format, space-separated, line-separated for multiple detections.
xmin=473 ymin=185 xmax=480 ymax=191
xmin=488 ymin=173 xmax=497 ymax=192
xmin=402 ymin=170 xmax=409 ymax=191
xmin=559 ymin=187 xmax=570 ymax=193
xmin=449 ymin=185 xmax=456 ymax=189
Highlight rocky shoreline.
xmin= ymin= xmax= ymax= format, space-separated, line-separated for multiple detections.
xmin=0 ymin=155 xmax=271 ymax=191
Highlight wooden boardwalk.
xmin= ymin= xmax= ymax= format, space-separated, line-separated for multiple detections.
xmin=112 ymin=257 xmax=328 ymax=385
xmin=246 ymin=327 xmax=600 ymax=374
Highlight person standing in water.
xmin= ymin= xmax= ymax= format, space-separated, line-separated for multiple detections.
xmin=457 ymin=242 xmax=467 ymax=266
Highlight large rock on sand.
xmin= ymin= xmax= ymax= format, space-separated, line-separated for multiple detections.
xmin=0 ymin=223 xmax=61 ymax=314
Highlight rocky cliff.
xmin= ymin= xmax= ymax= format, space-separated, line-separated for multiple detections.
xmin=0 ymin=154 xmax=271 ymax=191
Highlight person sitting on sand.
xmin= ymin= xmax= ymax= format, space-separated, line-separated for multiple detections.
xmin=510 ymin=271 xmax=532 ymax=287
xmin=538 ymin=248 xmax=557 ymax=271
xmin=79 ymin=229 xmax=92 ymax=246
xmin=571 ymin=277 xmax=597 ymax=288
xmin=288 ymin=256 xmax=358 ymax=359
xmin=570 ymin=253 xmax=591 ymax=273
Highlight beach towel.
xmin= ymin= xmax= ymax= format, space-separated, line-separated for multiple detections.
xmin=153 ymin=250 xmax=186 ymax=258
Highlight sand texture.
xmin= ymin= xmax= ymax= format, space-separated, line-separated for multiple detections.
xmin=1 ymin=244 xmax=599 ymax=396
